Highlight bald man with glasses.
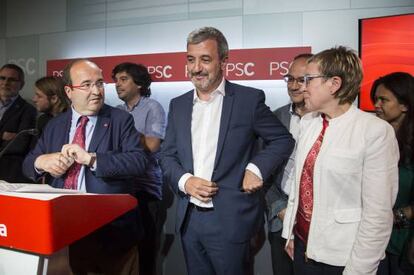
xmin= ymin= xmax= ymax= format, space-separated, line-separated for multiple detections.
xmin=23 ymin=59 xmax=147 ymax=274
xmin=264 ymin=53 xmax=313 ymax=275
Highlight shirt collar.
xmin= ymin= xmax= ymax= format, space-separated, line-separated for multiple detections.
xmin=193 ymin=78 xmax=226 ymax=103
xmin=317 ymin=104 xmax=356 ymax=125
xmin=125 ymin=96 xmax=146 ymax=112
xmin=289 ymin=103 xmax=304 ymax=117
xmin=0 ymin=95 xmax=18 ymax=108
xmin=71 ymin=107 xmax=98 ymax=126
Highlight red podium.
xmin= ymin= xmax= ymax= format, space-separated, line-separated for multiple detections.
xmin=0 ymin=191 xmax=137 ymax=275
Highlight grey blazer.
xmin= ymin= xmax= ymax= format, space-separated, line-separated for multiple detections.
xmin=264 ymin=103 xmax=292 ymax=232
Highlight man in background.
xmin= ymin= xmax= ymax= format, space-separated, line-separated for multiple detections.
xmin=264 ymin=53 xmax=312 ymax=275
xmin=113 ymin=62 xmax=167 ymax=275
xmin=23 ymin=59 xmax=147 ymax=274
xmin=0 ymin=63 xmax=36 ymax=183
xmin=32 ymin=76 xmax=69 ymax=136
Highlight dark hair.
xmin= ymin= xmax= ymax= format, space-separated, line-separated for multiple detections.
xmin=0 ymin=63 xmax=25 ymax=89
xmin=112 ymin=62 xmax=151 ymax=97
xmin=370 ymin=72 xmax=414 ymax=165
xmin=35 ymin=76 xmax=69 ymax=113
xmin=187 ymin=27 xmax=229 ymax=61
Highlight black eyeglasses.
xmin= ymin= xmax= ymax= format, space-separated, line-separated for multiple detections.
xmin=283 ymin=75 xmax=305 ymax=85
xmin=0 ymin=76 xmax=20 ymax=83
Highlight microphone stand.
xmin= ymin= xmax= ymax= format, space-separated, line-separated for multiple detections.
xmin=0 ymin=129 xmax=39 ymax=160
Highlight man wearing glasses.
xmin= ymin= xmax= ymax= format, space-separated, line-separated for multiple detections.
xmin=23 ymin=59 xmax=147 ymax=274
xmin=0 ymin=63 xmax=36 ymax=183
xmin=264 ymin=53 xmax=312 ymax=275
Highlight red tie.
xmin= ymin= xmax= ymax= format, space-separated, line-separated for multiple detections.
xmin=295 ymin=115 xmax=329 ymax=244
xmin=63 ymin=116 xmax=89 ymax=189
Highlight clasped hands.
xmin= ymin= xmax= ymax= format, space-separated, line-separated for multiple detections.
xmin=184 ymin=170 xmax=263 ymax=201
xmin=34 ymin=144 xmax=92 ymax=178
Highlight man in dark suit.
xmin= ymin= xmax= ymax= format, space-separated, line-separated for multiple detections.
xmin=264 ymin=53 xmax=312 ymax=275
xmin=0 ymin=63 xmax=36 ymax=182
xmin=23 ymin=59 xmax=147 ymax=274
xmin=160 ymin=26 xmax=295 ymax=275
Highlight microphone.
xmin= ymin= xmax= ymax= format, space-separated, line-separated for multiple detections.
xmin=0 ymin=128 xmax=39 ymax=160
xmin=19 ymin=128 xmax=39 ymax=136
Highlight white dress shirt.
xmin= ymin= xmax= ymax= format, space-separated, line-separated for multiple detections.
xmin=280 ymin=104 xmax=302 ymax=195
xmin=68 ymin=108 xmax=97 ymax=192
xmin=178 ymin=79 xmax=262 ymax=207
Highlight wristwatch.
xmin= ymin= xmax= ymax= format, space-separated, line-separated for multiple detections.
xmin=394 ymin=208 xmax=409 ymax=229
xmin=88 ymin=152 xmax=97 ymax=168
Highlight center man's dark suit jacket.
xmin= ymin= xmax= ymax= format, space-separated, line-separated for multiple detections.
xmin=161 ymin=81 xmax=294 ymax=243
xmin=23 ymin=104 xmax=147 ymax=253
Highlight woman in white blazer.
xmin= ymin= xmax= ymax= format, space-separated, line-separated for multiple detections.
xmin=282 ymin=46 xmax=400 ymax=275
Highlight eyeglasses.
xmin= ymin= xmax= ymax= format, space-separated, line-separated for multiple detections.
xmin=68 ymin=80 xmax=105 ymax=91
xmin=302 ymin=74 xmax=330 ymax=86
xmin=0 ymin=76 xmax=20 ymax=83
xmin=283 ymin=75 xmax=305 ymax=85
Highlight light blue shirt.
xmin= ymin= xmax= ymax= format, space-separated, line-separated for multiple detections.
xmin=69 ymin=108 xmax=98 ymax=192
xmin=117 ymin=97 xmax=166 ymax=199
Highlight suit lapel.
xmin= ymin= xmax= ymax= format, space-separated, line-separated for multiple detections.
xmin=0 ymin=96 xmax=23 ymax=131
xmin=213 ymin=81 xmax=234 ymax=169
xmin=181 ymin=91 xmax=194 ymax=168
xmin=88 ymin=105 xmax=110 ymax=152
xmin=60 ymin=110 xmax=72 ymax=146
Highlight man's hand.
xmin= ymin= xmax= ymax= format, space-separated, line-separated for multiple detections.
xmin=242 ymin=169 xmax=263 ymax=193
xmin=285 ymin=239 xmax=294 ymax=260
xmin=2 ymin=131 xmax=17 ymax=141
xmin=61 ymin=144 xmax=91 ymax=166
xmin=278 ymin=208 xmax=287 ymax=221
xmin=184 ymin=176 xmax=218 ymax=203
xmin=34 ymin=152 xmax=74 ymax=178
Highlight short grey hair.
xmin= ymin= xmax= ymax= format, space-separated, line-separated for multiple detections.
xmin=187 ymin=27 xmax=229 ymax=60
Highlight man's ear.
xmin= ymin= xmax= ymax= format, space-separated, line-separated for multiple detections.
xmin=330 ymin=76 xmax=342 ymax=95
xmin=19 ymin=80 xmax=25 ymax=91
xmin=64 ymin=86 xmax=72 ymax=100
xmin=220 ymin=56 xmax=228 ymax=71
xmin=50 ymin=95 xmax=58 ymax=104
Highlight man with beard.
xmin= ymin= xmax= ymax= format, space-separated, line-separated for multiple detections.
xmin=23 ymin=59 xmax=147 ymax=274
xmin=160 ymin=27 xmax=294 ymax=275
xmin=0 ymin=63 xmax=36 ymax=182
xmin=113 ymin=62 xmax=166 ymax=275
xmin=264 ymin=53 xmax=312 ymax=275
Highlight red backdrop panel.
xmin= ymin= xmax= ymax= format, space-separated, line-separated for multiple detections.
xmin=360 ymin=13 xmax=414 ymax=111
xmin=47 ymin=47 xmax=311 ymax=83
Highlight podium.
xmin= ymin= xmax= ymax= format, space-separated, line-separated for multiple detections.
xmin=0 ymin=192 xmax=137 ymax=275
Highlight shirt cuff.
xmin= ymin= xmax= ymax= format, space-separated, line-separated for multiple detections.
xmin=90 ymin=160 xmax=97 ymax=171
xmin=34 ymin=165 xmax=44 ymax=175
xmin=178 ymin=173 xmax=193 ymax=194
xmin=246 ymin=163 xmax=263 ymax=180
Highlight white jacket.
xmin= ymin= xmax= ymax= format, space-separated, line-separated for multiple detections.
xmin=282 ymin=105 xmax=399 ymax=275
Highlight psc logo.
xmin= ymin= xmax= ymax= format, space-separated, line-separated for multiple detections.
xmin=8 ymin=58 xmax=36 ymax=76
xmin=0 ymin=224 xmax=7 ymax=237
